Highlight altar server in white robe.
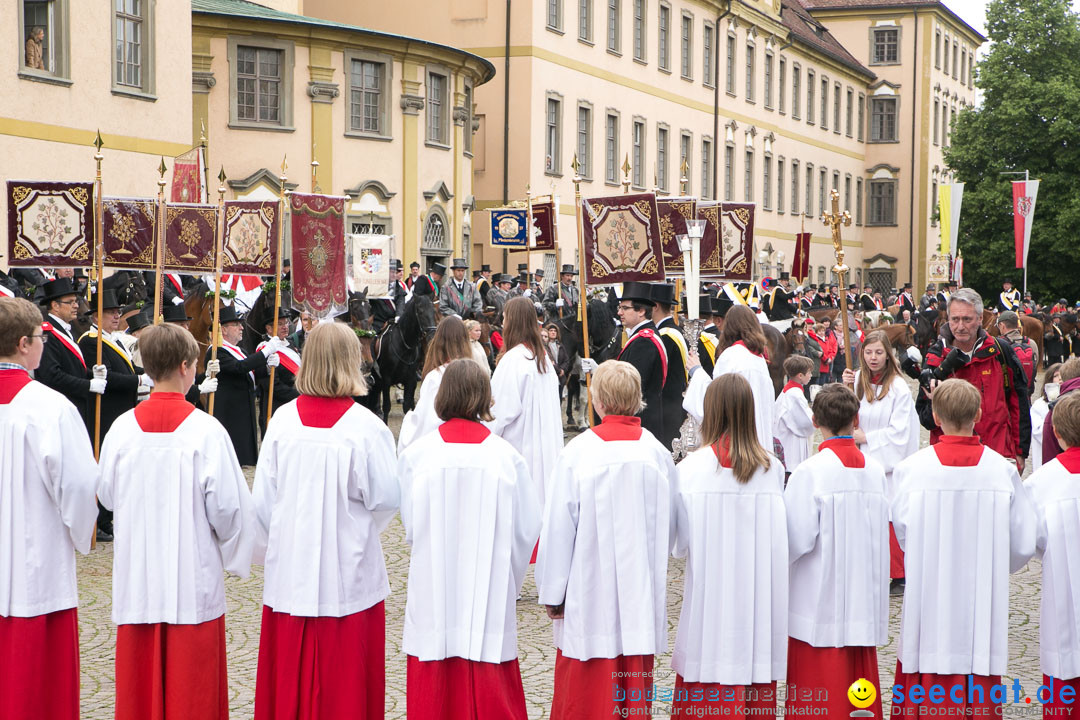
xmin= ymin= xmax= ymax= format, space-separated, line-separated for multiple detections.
xmin=0 ymin=297 xmax=97 ymax=720
xmin=891 ymin=379 xmax=1037 ymax=718
xmin=536 ymin=360 xmax=677 ymax=720
xmin=843 ymin=330 xmax=920 ymax=589
xmin=398 ymin=316 xmax=474 ymax=452
xmin=671 ymin=373 xmax=787 ymax=718
xmin=773 ymin=354 xmax=816 ymax=474
xmin=1025 ymin=391 xmax=1080 ymax=716
xmin=490 ymin=297 xmax=563 ymax=508
xmin=684 ymin=305 xmax=775 ymax=452
xmin=784 ymin=384 xmax=889 ymax=720
xmin=399 ymin=359 xmax=541 ymax=720
xmin=1030 ymin=363 xmax=1062 ymax=473
xmin=98 ymin=323 xmax=257 ymax=720
xmin=253 ymin=322 xmax=400 ymax=720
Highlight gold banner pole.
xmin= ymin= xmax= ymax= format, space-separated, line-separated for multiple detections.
xmin=822 ymin=189 xmax=855 ymax=378
xmin=207 ymin=168 xmax=227 ymax=415
xmin=572 ymin=154 xmax=594 ymax=427
xmin=92 ymin=132 xmax=105 ymax=461
xmin=153 ymin=158 xmax=167 ymax=324
xmin=265 ymin=156 xmax=288 ymax=427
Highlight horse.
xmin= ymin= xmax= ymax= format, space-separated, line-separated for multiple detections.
xmin=807 ymin=307 xmax=840 ymax=326
xmin=370 ymin=294 xmax=437 ymax=421
xmin=102 ymin=270 xmax=149 ymax=310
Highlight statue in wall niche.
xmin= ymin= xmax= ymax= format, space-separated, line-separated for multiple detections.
xmin=25 ymin=26 xmax=45 ymax=70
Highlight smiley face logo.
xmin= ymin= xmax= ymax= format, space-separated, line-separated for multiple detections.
xmin=847 ymin=678 xmax=877 ymax=709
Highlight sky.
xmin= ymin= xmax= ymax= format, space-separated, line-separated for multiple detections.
xmin=946 ymin=0 xmax=1080 ymax=35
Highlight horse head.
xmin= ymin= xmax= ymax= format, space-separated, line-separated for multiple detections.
xmin=348 ymin=288 xmax=372 ymax=330
xmin=785 ymin=319 xmax=808 ymax=354
xmin=587 ymin=296 xmax=621 ymax=361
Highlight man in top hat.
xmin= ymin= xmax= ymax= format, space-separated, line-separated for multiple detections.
xmin=508 ymin=264 xmax=530 ymax=299
xmin=937 ymin=280 xmax=957 ymax=307
xmin=489 ymin=274 xmax=513 ymax=320
xmin=543 ymin=264 xmax=580 ymax=323
xmin=36 ymin=277 xmax=105 ymax=423
xmin=845 ymin=283 xmax=859 ymax=309
xmin=388 ymin=260 xmax=410 ymax=310
xmin=533 ymin=268 xmax=546 ymax=294
xmin=763 ymin=272 xmax=797 ymax=321
xmin=161 ymin=303 xmax=193 ymax=329
xmin=439 ymin=258 xmax=483 ymax=319
xmin=920 ymin=283 xmax=938 ymax=311
xmin=998 ymin=280 xmax=1021 ymax=313
xmin=475 ymin=264 xmax=494 ymax=306
xmin=896 ymin=282 xmax=916 ymax=320
xmin=651 ymin=283 xmax=688 ymax=449
xmin=118 ymin=310 xmax=152 ymax=366
xmin=411 ymin=262 xmax=445 ymax=299
xmin=613 ymin=281 xmax=667 ymax=440
xmin=10 ymin=267 xmax=54 ymax=298
xmin=811 ymin=285 xmax=832 ymax=309
xmin=860 ymin=284 xmax=880 ymax=312
xmin=405 ymin=261 xmax=422 ymax=289
xmin=257 ymin=306 xmax=300 ymax=434
xmin=800 ymin=286 xmax=816 ymax=311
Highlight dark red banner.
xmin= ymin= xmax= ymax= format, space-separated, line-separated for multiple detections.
xmin=222 ymin=201 xmax=279 ymax=275
xmin=657 ymin=197 xmax=695 ymax=275
xmin=792 ymin=232 xmax=812 ymax=284
xmin=290 ymin=193 xmax=347 ymax=317
xmin=7 ymin=181 xmax=94 ymax=267
xmin=102 ymin=198 xmax=156 ymax=269
xmin=508 ymin=199 xmax=557 ymax=253
xmin=163 ymin=203 xmax=216 ymax=272
xmin=581 ymin=192 xmax=665 ymax=285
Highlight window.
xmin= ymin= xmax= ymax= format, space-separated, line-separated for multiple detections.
xmin=833 ymin=83 xmax=841 ymax=133
xmin=724 ymin=144 xmax=734 ymax=201
xmin=745 ymin=43 xmax=755 ymax=101
xmin=763 ymin=155 xmax=772 ymax=210
xmin=933 ymin=98 xmax=940 ymax=144
xmin=21 ymin=0 xmax=71 ymax=80
xmin=764 ymin=52 xmax=773 ymax=108
xmin=633 ymin=0 xmax=645 ymax=60
xmin=833 ymin=170 xmax=840 ymax=193
xmin=872 ymin=28 xmax=899 ymax=64
xmin=869 ymin=179 xmax=897 ymax=225
xmin=657 ymin=125 xmax=669 ymax=191
xmin=701 ymin=137 xmax=713 ymax=199
xmin=844 ymin=175 xmax=852 ymax=213
xmin=931 ymin=180 xmax=939 ymax=226
xmin=658 ymin=4 xmax=670 ymax=71
xmin=870 ymin=97 xmax=897 ymax=142
xmin=819 ymin=167 xmax=827 ymax=216
xmin=545 ymin=96 xmax=562 ymax=174
xmin=463 ymin=83 xmax=474 ymax=154
xmin=349 ymin=59 xmax=387 ymax=135
xmin=114 ymin=0 xmax=144 ymax=89
xmin=703 ymin=23 xmax=714 ymax=86
xmin=857 ymin=93 xmax=865 ymax=142
xmin=820 ymin=77 xmax=828 ymax=129
xmin=856 ymin=177 xmax=863 ymax=225
xmin=632 ymin=119 xmax=645 ymax=187
xmin=943 ymin=34 xmax=949 ymax=74
xmin=605 ymin=113 xmax=620 ymax=183
xmin=805 ymin=163 xmax=813 ymax=215
xmin=778 ymin=57 xmax=786 ymax=113
xmin=427 ymin=71 xmax=449 ymax=144
xmin=547 ymin=0 xmax=563 ymax=31
xmin=680 ymin=13 xmax=692 ymax=79
xmin=845 ymin=88 xmax=853 ymax=136
xmin=960 ymin=49 xmax=966 ymax=84
xmin=577 ymin=104 xmax=592 ymax=179
xmin=942 ymin=105 xmax=949 ymax=147
xmin=351 ymin=220 xmax=388 ymax=235
xmin=791 ymin=160 xmax=800 ymax=213
xmin=726 ymin=33 xmax=736 ymax=94
xmin=680 ymin=132 xmax=692 ymax=194
xmin=744 ymin=150 xmax=754 ymax=201
xmin=968 ymin=51 xmax=975 ymax=87
xmin=952 ymin=41 xmax=959 ymax=79
xmin=579 ymin=0 xmax=592 ymax=41
xmin=807 ymin=70 xmax=815 ymax=123
xmin=935 ymin=29 xmax=941 ymax=68
xmin=607 ymin=0 xmax=621 ymax=52
xmin=237 ymin=46 xmax=282 ymax=124
xmin=777 ymin=158 xmax=785 ymax=213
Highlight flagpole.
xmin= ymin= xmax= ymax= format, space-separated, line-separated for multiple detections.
xmin=265 ymin=156 xmax=288 ymax=427
xmin=200 ymin=121 xmax=210 ymax=204
xmin=1023 ymin=169 xmax=1029 ymax=297
xmin=92 ymin=132 xmax=105 ymax=461
xmin=153 ymin=158 xmax=167 ymax=324
xmin=207 ymin=168 xmax=227 ymax=415
xmin=572 ymin=154 xmax=594 ymax=427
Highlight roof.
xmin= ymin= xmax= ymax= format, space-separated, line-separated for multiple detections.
xmin=190 ymin=0 xmax=497 ymax=83
xmin=781 ymin=0 xmax=875 ymax=79
xmin=800 ymin=0 xmax=986 ymax=43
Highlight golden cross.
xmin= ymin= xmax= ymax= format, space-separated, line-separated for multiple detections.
xmin=821 ymin=188 xmax=855 ymax=379
xmin=621 ymin=154 xmax=632 ymax=194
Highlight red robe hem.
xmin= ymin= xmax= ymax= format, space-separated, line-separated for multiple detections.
xmin=0 ymin=608 xmax=80 ymax=720
xmin=890 ymin=522 xmax=906 ymax=579
xmin=406 ymin=655 xmax=528 ymax=720
xmin=1043 ymin=675 xmax=1080 ymax=718
xmin=786 ymin=637 xmax=882 ymax=719
xmin=550 ymin=651 xmax=654 ymax=720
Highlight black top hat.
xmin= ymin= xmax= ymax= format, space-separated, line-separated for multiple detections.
xmin=162 ymin=303 xmax=193 ymax=323
xmin=450 ymin=257 xmax=468 ymax=269
xmin=1003 ymin=280 xmax=1013 ymax=286
xmin=809 ymin=284 xmax=818 ymax=291
xmin=948 ymin=280 xmax=959 ymax=287
xmin=431 ymin=262 xmax=447 ymax=276
xmin=481 ymin=264 xmax=492 ymax=272
xmin=89 ymin=289 xmax=121 ymax=311
xmin=39 ymin=277 xmax=79 ymax=303
xmin=218 ymin=305 xmax=243 ymax=325
xmin=714 ymin=295 xmax=734 ymax=317
xmin=926 ymin=283 xmax=936 ymax=291
xmin=389 ymin=259 xmax=402 ymax=271
xmin=848 ymin=283 xmax=858 ymax=291
xmin=472 ymin=270 xmax=481 ymax=278
xmin=902 ymin=282 xmax=912 ymax=290
xmin=410 ymin=261 xmax=421 ymax=269
xmin=780 ymin=271 xmax=791 ymax=280
xmin=534 ymin=269 xmax=545 ymax=278
xmin=495 ymin=273 xmax=512 ymax=284
xmin=124 ymin=311 xmax=152 ymax=332
xmin=559 ymin=264 xmax=577 ymax=276
xmin=517 ymin=263 xmax=528 ymax=272
xmin=263 ymin=305 xmax=294 ymax=326
xmin=620 ymin=281 xmax=656 ymax=306
xmin=650 ymin=283 xmax=677 ymax=307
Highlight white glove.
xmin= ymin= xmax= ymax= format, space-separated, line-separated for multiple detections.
xmin=89 ymin=378 xmax=107 ymax=394
xmin=266 ymin=353 xmax=280 ymax=368
xmin=534 ymin=302 xmax=543 ymax=311
xmin=92 ymin=364 xmax=107 ymax=381
xmin=580 ymin=357 xmax=598 ymax=374
xmin=205 ymin=359 xmax=220 ymax=376
xmin=198 ymin=377 xmax=218 ymax=394
xmin=138 ymin=374 xmax=154 ymax=389
xmin=171 ymin=296 xmax=184 ymax=306
xmin=906 ymin=346 xmax=923 ymax=364
xmin=264 ymin=336 xmax=289 ymax=354
xmin=261 ymin=342 xmax=277 ymax=357
xmin=556 ymin=298 xmax=565 ymax=308
xmin=523 ymin=289 xmax=533 ymax=298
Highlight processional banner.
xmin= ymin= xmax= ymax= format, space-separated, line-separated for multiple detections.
xmin=581 ymin=193 xmax=665 ymax=285
xmin=101 ymin=198 xmax=156 ymax=269
xmin=171 ymin=147 xmax=206 ymax=203
xmin=657 ymin=197 xmax=695 ymax=275
xmin=490 ymin=209 xmax=529 ymax=249
xmin=347 ymin=233 xmax=392 ymax=297
xmin=508 ymin=199 xmax=558 ymax=253
xmin=6 ymin=181 xmax=94 ymax=267
xmin=696 ymin=202 xmax=755 ymax=281
xmin=163 ymin=204 xmax=216 ymax=272
xmin=290 ymin=193 xmax=347 ymax=317
xmin=222 ymin=201 xmax=278 ymax=275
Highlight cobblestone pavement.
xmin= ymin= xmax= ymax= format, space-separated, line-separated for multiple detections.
xmin=76 ymin=381 xmax=1048 ymax=719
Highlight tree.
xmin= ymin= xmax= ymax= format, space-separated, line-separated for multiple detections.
xmin=946 ymin=0 xmax=1080 ymax=304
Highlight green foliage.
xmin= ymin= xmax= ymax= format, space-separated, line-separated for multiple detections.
xmin=946 ymin=0 xmax=1080 ymax=302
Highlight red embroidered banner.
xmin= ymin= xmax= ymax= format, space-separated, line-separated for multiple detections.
xmin=7 ymin=181 xmax=94 ymax=267
xmin=163 ymin=203 xmax=216 ymax=272
xmin=719 ymin=202 xmax=755 ymax=281
xmin=102 ymin=198 xmax=156 ymax=269
xmin=290 ymin=193 xmax=347 ymax=317
xmin=696 ymin=202 xmax=724 ymax=277
xmin=170 ymin=147 xmax=206 ymax=204
xmin=508 ymin=199 xmax=557 ymax=253
xmin=657 ymin=197 xmax=695 ymax=275
xmin=581 ymin=192 xmax=665 ymax=285
xmin=792 ymin=232 xmax=812 ymax=284
xmin=222 ymin=201 xmax=279 ymax=275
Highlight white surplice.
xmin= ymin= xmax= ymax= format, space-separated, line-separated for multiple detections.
xmin=490 ymin=344 xmax=563 ymax=504
xmin=0 ymin=380 xmax=98 ymax=617
xmin=535 ymin=425 xmax=677 ymax=660
xmin=891 ymin=445 xmax=1038 ymax=676
xmin=98 ymin=408 xmax=257 ymax=625
xmin=398 ymin=426 xmax=541 ymax=663
xmin=671 ymin=446 xmax=788 ymax=684
xmin=684 ymin=343 xmax=776 ymax=452
xmin=774 ymin=386 xmax=814 ymax=470
xmin=785 ymin=446 xmax=890 ymax=647
xmin=398 ymin=365 xmax=447 ymax=453
xmin=253 ymin=400 xmax=400 ymax=617
xmin=854 ymin=372 xmax=921 ymax=497
xmin=1031 ymin=397 xmax=1051 ymax=472
xmin=1024 ymin=456 xmax=1080 ymax=679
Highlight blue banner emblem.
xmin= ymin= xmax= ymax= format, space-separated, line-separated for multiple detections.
xmin=490 ymin=209 xmax=529 ymax=248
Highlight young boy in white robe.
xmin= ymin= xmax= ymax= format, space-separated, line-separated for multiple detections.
xmin=0 ymin=297 xmax=97 ymax=720
xmin=785 ymin=384 xmax=889 ymax=719
xmin=253 ymin=322 xmax=399 ymax=720
xmin=536 ymin=360 xmax=677 ymax=720
xmin=1025 ymin=390 xmax=1080 ymax=718
xmin=891 ymin=378 xmax=1038 ymax=717
xmin=98 ymin=322 xmax=257 ymax=720
xmin=774 ymin=354 xmax=815 ymax=476
xmin=671 ymin=373 xmax=787 ymax=718
xmin=399 ymin=359 xmax=541 ymax=720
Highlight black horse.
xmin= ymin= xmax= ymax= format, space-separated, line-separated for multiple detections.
xmin=370 ymin=294 xmax=437 ymax=421
xmin=102 ymin=270 xmax=149 ymax=309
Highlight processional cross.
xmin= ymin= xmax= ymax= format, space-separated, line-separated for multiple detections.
xmin=821 ymin=189 xmax=855 ymax=377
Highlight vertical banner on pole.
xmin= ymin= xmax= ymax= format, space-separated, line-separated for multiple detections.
xmin=938 ymin=182 xmax=964 ymax=255
xmin=792 ymin=232 xmax=811 ymax=284
xmin=1012 ymin=179 xmax=1039 ymax=269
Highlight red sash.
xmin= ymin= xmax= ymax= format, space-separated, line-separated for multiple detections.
xmin=0 ymin=284 xmax=14 ymax=298
xmin=618 ymin=328 xmax=667 ymax=385
xmin=166 ymin=273 xmax=184 ymax=296
xmin=220 ymin=341 xmax=255 ymax=383
xmin=43 ymin=322 xmax=86 ymax=369
xmin=257 ymin=343 xmax=300 ymax=375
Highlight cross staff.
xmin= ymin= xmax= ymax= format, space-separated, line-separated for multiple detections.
xmin=571 ymin=153 xmax=594 ymax=426
xmin=153 ymin=157 xmax=168 ymax=324
xmin=821 ymin=189 xmax=855 ymax=379
xmin=265 ymin=155 xmax=288 ymax=426
xmin=207 ymin=168 xmax=227 ymax=415
xmin=92 ymin=132 xmax=105 ymax=460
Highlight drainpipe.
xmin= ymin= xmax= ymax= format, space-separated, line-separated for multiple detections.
xmin=908 ymin=7 xmax=918 ymax=286
xmin=502 ymin=0 xmax=512 ymax=273
xmin=713 ymin=1 xmax=733 ymax=199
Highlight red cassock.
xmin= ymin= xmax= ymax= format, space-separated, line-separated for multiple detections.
xmin=1043 ymin=676 xmax=1080 ymax=719
xmin=785 ymin=638 xmax=882 ymax=719
xmin=550 ymin=652 xmax=654 ymax=720
xmin=0 ymin=607 xmax=80 ymax=720
xmin=890 ymin=523 xmax=905 ymax=579
xmin=407 ymin=656 xmax=527 ymax=720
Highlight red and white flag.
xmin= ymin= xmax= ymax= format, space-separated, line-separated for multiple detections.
xmin=1012 ymin=179 xmax=1039 ymax=269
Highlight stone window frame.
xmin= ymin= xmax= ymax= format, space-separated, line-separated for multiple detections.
xmin=632 ymin=116 xmax=646 ymax=189
xmin=656 ymin=122 xmax=670 ymax=192
xmin=790 ymin=158 xmax=800 ymax=215
xmin=632 ymin=0 xmax=647 ymax=63
xmin=764 ymin=50 xmax=774 ymax=109
xmin=576 ymin=100 xmax=594 ymax=182
xmin=18 ymin=0 xmax=72 ymax=86
xmin=806 ymin=68 xmax=815 ymax=125
xmin=658 ymin=1 xmax=672 ymax=73
xmin=545 ymin=91 xmax=565 ymax=177
xmin=791 ymin=62 xmax=801 ymax=119
xmin=604 ymin=109 xmax=621 ymax=186
xmin=833 ymin=81 xmax=842 ymax=134
xmin=679 ymin=10 xmax=693 ymax=81
xmin=344 ymin=49 xmax=393 ymax=142
xmin=869 ymin=94 xmax=900 ymax=143
xmin=547 ymin=0 xmax=564 ymax=33
xmin=867 ymin=176 xmax=899 ymax=226
xmin=579 ymin=0 xmax=594 ymax=44
xmin=870 ymin=26 xmax=900 ymax=66
xmin=111 ymin=0 xmax=157 ymax=101
xmin=701 ymin=135 xmax=714 ymax=200
xmin=462 ymin=80 xmax=475 ymax=157
xmin=679 ymin=129 xmax=693 ymax=195
xmin=228 ymin=35 xmax=295 ymax=132
xmin=607 ymin=0 xmax=622 ymax=55
xmin=776 ymin=155 xmax=785 ymax=213
xmin=703 ymin=21 xmax=714 ymax=88
xmin=425 ymin=64 xmax=452 ymax=149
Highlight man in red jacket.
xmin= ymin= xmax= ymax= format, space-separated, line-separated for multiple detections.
xmin=916 ymin=288 xmax=1030 ymax=472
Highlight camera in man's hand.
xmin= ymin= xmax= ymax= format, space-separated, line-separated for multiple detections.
xmin=918 ymin=347 xmax=968 ymax=390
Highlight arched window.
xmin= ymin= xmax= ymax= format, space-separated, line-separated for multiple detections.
xmin=422 ymin=207 xmax=450 ymax=254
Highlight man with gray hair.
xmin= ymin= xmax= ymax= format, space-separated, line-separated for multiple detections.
xmin=915 ymin=288 xmax=1031 ymax=471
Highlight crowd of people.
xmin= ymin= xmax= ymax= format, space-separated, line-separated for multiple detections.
xmin=5 ymin=258 xmax=1080 ymax=720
